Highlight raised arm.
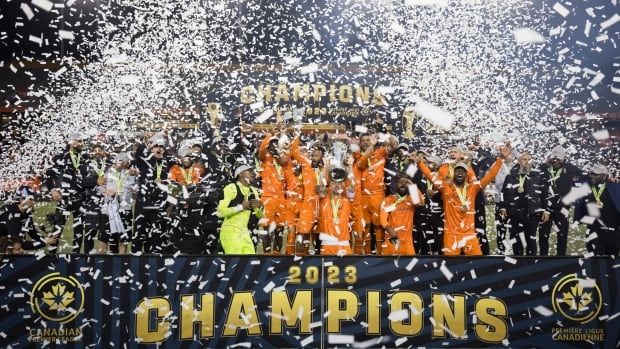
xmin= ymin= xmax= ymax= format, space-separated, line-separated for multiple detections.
xmin=258 ymin=133 xmax=273 ymax=162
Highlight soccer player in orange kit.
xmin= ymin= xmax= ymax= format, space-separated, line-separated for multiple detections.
xmin=319 ymin=168 xmax=354 ymax=256
xmin=417 ymin=144 xmax=511 ymax=255
xmin=257 ymin=133 xmax=287 ymax=253
xmin=379 ymin=174 xmax=425 ymax=255
xmin=357 ymin=132 xmax=397 ymax=254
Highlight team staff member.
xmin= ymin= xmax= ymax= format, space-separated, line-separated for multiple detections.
xmin=217 ymin=165 xmax=263 ymax=254
xmin=575 ymin=164 xmax=619 ymax=256
xmin=258 ymin=133 xmax=287 ymax=254
xmin=539 ymin=146 xmax=583 ymax=256
xmin=380 ymin=174 xmax=425 ymax=255
xmin=357 ymin=133 xmax=397 ymax=254
xmin=131 ymin=134 xmax=173 ymax=254
xmin=318 ymin=168 xmax=354 ymax=256
xmin=418 ymin=145 xmax=510 ymax=255
xmin=414 ymin=155 xmax=444 ymax=255
xmin=498 ymin=152 xmax=544 ymax=255
xmin=45 ymin=133 xmax=97 ymax=253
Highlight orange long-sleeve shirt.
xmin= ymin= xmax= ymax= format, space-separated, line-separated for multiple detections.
xmin=283 ymin=161 xmax=304 ymax=201
xmin=319 ymin=193 xmax=351 ymax=242
xmin=258 ymin=134 xmax=285 ymax=198
xmin=379 ymin=193 xmax=425 ymax=243
xmin=357 ymin=147 xmax=388 ymax=195
xmin=168 ymin=164 xmax=201 ymax=185
xmin=291 ymin=137 xmax=326 ymax=201
xmin=419 ymin=158 xmax=503 ymax=236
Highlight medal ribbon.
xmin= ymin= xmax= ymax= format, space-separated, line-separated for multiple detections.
xmin=116 ymin=170 xmax=125 ymax=193
xmin=97 ymin=160 xmax=106 ymax=178
xmin=180 ymin=166 xmax=193 ymax=185
xmin=549 ymin=168 xmax=563 ymax=185
xmin=69 ymin=150 xmax=81 ymax=170
xmin=518 ymin=174 xmax=526 ymax=192
xmin=592 ymin=184 xmax=605 ymax=206
xmin=155 ymin=162 xmax=163 ymax=181
xmin=455 ymin=183 xmax=468 ymax=209
xmin=331 ymin=195 xmax=341 ymax=221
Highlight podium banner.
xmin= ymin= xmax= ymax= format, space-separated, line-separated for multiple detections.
xmin=0 ymin=255 xmax=618 ymax=348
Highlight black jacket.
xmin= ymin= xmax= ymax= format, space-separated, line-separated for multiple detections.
xmin=44 ymin=148 xmax=97 ymax=210
xmin=499 ymin=165 xmax=544 ymax=216
xmin=574 ymin=181 xmax=620 ymax=229
xmin=132 ymin=143 xmax=173 ymax=207
xmin=540 ymin=162 xmax=584 ymax=211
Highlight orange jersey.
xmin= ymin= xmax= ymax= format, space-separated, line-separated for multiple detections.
xmin=291 ymin=137 xmax=327 ymax=201
xmin=437 ymin=163 xmax=477 ymax=182
xmin=283 ymin=162 xmax=304 ymax=201
xmin=357 ymin=147 xmax=388 ymax=195
xmin=258 ymin=134 xmax=285 ymax=198
xmin=379 ymin=193 xmax=425 ymax=243
xmin=168 ymin=164 xmax=201 ymax=185
xmin=419 ymin=158 xmax=503 ymax=236
xmin=319 ymin=194 xmax=351 ymax=243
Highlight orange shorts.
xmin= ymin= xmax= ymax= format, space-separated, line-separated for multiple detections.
xmin=262 ymin=196 xmax=286 ymax=227
xmin=362 ymin=193 xmax=384 ymax=226
xmin=443 ymin=234 xmax=482 ymax=256
xmin=380 ymin=239 xmax=415 ymax=255
xmin=320 ymin=244 xmax=353 ymax=256
xmin=297 ymin=197 xmax=318 ymax=234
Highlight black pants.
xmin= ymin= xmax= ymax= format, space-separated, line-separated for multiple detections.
xmin=495 ymin=209 xmax=508 ymax=255
xmin=132 ymin=204 xmax=168 ymax=254
xmin=415 ymin=208 xmax=443 ymax=255
xmin=505 ymin=211 xmax=540 ymax=256
xmin=475 ymin=202 xmax=489 ymax=255
xmin=586 ymin=225 xmax=620 ymax=256
xmin=47 ymin=205 xmax=86 ymax=254
xmin=539 ymin=209 xmax=569 ymax=256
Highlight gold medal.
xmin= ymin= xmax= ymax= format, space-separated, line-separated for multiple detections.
xmin=334 ymin=217 xmax=340 ymax=224
xmin=596 ymin=202 xmax=604 ymax=209
xmin=461 ymin=204 xmax=468 ymax=212
xmin=517 ymin=187 xmax=524 ymax=193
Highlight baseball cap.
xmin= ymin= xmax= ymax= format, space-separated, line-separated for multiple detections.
xmin=549 ymin=146 xmax=566 ymax=161
xmin=234 ymin=164 xmax=253 ymax=178
xmin=591 ymin=164 xmax=608 ymax=175
xmin=454 ymin=162 xmax=469 ymax=171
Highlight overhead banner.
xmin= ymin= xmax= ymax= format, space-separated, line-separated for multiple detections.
xmin=0 ymin=255 xmax=618 ymax=348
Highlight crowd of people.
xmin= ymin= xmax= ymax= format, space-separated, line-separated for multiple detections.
xmin=1 ymin=123 xmax=618 ymax=257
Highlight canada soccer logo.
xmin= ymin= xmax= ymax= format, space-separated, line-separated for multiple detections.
xmin=551 ymin=274 xmax=602 ymax=324
xmin=30 ymin=272 xmax=85 ymax=324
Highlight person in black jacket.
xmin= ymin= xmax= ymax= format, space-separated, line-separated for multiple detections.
xmin=413 ymin=155 xmax=444 ymax=255
xmin=44 ymin=134 xmax=98 ymax=253
xmin=574 ymin=164 xmax=620 ymax=256
xmin=539 ymin=146 xmax=584 ymax=256
xmin=131 ymin=134 xmax=173 ymax=254
xmin=0 ymin=187 xmax=57 ymax=251
xmin=498 ymin=152 xmax=544 ymax=255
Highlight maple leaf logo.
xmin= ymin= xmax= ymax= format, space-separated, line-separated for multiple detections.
xmin=561 ymin=284 xmax=593 ymax=313
xmin=41 ymin=282 xmax=75 ymax=311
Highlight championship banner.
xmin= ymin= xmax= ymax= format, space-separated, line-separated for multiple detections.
xmin=0 ymin=255 xmax=618 ymax=348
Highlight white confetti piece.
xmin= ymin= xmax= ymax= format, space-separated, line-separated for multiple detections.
xmin=405 ymin=258 xmax=418 ymax=271
xmin=592 ymin=129 xmax=609 ymax=140
xmin=20 ymin=3 xmax=34 ymax=20
xmin=439 ymin=262 xmax=453 ymax=281
xmin=262 ymin=281 xmax=275 ymax=293
xmin=300 ymin=335 xmax=314 ymax=347
xmin=600 ymin=13 xmax=620 ymax=31
xmin=561 ymin=183 xmax=591 ymax=206
xmin=328 ymin=334 xmax=355 ymax=344
xmin=504 ymin=257 xmax=517 ymax=265
xmin=513 ymin=28 xmax=545 ymax=45
xmin=390 ymin=279 xmax=402 ymax=287
xmin=534 ymin=305 xmax=554 ymax=317
xmin=298 ymin=63 xmax=319 ymax=75
xmin=31 ymin=0 xmax=54 ymax=12
xmin=411 ymin=97 xmax=455 ymax=131
xmin=508 ymin=280 xmax=515 ymax=289
xmin=552 ymin=2 xmax=570 ymax=17
xmin=59 ymin=30 xmax=75 ymax=41
xmin=470 ymin=270 xmax=477 ymax=279
xmin=388 ymin=309 xmax=409 ymax=321
xmin=395 ymin=337 xmax=408 ymax=346
xmin=164 ymin=258 xmax=174 ymax=266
